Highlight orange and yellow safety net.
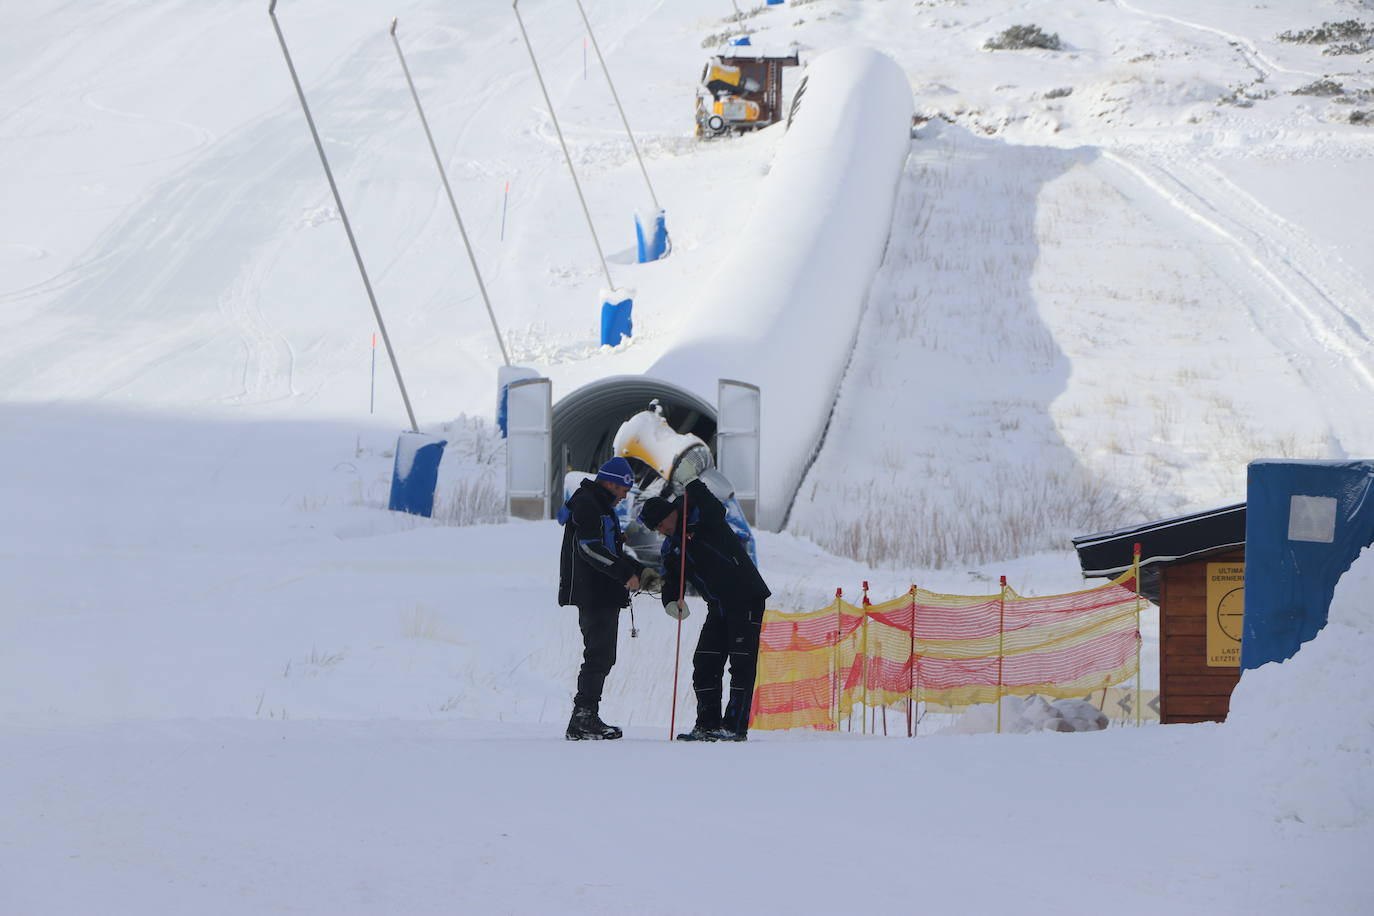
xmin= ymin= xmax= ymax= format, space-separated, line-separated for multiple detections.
xmin=750 ymin=570 xmax=1142 ymax=732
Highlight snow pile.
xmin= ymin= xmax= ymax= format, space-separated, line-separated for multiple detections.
xmin=1223 ymin=547 xmax=1374 ymax=829
xmin=939 ymin=694 xmax=1110 ymax=735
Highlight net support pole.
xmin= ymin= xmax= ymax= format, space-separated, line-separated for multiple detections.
xmin=996 ymin=575 xmax=1007 ymax=735
xmin=573 ymin=0 xmax=659 ymax=211
xmin=511 ymin=0 xmax=614 ymax=291
xmin=268 ymin=0 xmax=419 ymax=433
xmin=860 ymin=581 xmax=870 ymax=735
xmin=1134 ymin=542 xmax=1143 ymax=728
xmin=832 ymin=589 xmax=841 ymax=731
xmin=908 ymin=585 xmax=917 ymax=738
xmin=390 ymin=19 xmax=511 ymax=367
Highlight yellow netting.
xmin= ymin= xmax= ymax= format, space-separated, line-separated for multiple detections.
xmin=751 ymin=570 xmax=1144 ymax=732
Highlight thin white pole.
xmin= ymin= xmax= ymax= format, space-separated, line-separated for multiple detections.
xmin=391 ymin=18 xmax=511 ymax=367
xmin=511 ymin=0 xmax=615 ymax=290
xmin=575 ymin=0 xmax=658 ymax=211
xmin=268 ymin=0 xmax=419 ymax=432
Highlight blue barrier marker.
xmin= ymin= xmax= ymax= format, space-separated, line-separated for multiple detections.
xmin=600 ymin=295 xmax=634 ymax=347
xmin=388 ymin=431 xmax=448 ymax=517
xmin=634 ymin=208 xmax=669 ymax=263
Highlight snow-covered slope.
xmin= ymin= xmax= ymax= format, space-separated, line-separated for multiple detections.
xmin=3 ymin=0 xmax=1372 ymax=912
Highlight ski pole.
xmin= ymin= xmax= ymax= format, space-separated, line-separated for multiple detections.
xmin=390 ymin=18 xmax=511 ymax=367
xmin=669 ymin=487 xmax=688 ymax=740
xmin=575 ymin=0 xmax=660 ymax=211
xmin=268 ymin=0 xmax=418 ymax=433
xmin=500 ymin=181 xmax=509 ymax=242
xmin=511 ymin=0 xmax=614 ymax=290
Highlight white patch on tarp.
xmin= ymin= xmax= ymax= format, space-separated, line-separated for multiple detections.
xmin=1288 ymin=494 xmax=1337 ymax=543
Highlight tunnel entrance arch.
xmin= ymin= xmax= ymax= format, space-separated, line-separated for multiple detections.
xmin=551 ymin=375 xmax=717 ymax=508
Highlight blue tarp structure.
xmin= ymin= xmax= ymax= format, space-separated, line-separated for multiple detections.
xmin=1242 ymin=459 xmax=1374 ymax=669
xmin=599 ymin=294 xmax=634 ymax=347
xmin=634 ymin=209 xmax=670 ymax=263
xmin=388 ymin=431 xmax=448 ymax=518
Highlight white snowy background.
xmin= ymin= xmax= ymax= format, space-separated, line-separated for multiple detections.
xmin=2 ymin=0 xmax=1372 ymax=913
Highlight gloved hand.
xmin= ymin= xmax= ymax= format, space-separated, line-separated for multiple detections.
xmin=663 ymin=600 xmax=690 ymax=620
xmin=639 ymin=567 xmax=665 ymax=594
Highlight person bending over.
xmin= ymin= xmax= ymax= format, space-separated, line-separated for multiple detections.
xmin=639 ymin=478 xmax=770 ymax=741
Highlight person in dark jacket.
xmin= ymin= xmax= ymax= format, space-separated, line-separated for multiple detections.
xmin=639 ymin=477 xmax=770 ymax=741
xmin=558 ymin=456 xmax=646 ymax=740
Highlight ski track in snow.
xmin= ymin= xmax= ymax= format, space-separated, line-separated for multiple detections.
xmin=219 ymin=244 xmax=298 ymax=405
xmin=1103 ymin=150 xmax=1374 ymax=399
xmin=1113 ymin=0 xmax=1323 ymax=82
xmin=69 ymin=86 xmax=216 ymax=175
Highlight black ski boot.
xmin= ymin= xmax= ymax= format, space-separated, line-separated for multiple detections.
xmin=711 ymin=694 xmax=750 ymax=741
xmin=565 ymin=705 xmax=623 ymax=740
xmin=708 ymin=726 xmax=747 ymax=742
xmin=675 ymin=722 xmax=720 ymax=742
xmin=677 ymin=701 xmax=723 ymax=741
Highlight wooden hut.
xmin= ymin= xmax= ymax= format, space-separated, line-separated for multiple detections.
xmin=1073 ymin=504 xmax=1246 ymax=724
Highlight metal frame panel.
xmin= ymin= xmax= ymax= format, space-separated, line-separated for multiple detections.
xmin=506 ymin=377 xmax=552 ymax=520
xmin=716 ymin=379 xmax=761 ymax=525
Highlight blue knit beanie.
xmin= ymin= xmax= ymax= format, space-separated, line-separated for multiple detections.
xmin=596 ymin=456 xmax=635 ymax=487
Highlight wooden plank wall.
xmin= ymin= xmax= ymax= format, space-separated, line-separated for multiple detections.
xmin=1159 ymin=548 xmax=1244 ymax=724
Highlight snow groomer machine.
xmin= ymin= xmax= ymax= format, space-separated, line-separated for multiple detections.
xmin=562 ymin=400 xmax=757 ymax=572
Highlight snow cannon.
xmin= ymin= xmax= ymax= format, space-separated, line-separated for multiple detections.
xmin=695 ymin=50 xmax=798 ymax=138
xmin=612 ymin=401 xmax=757 ymax=565
xmin=613 ymin=400 xmax=711 ymax=491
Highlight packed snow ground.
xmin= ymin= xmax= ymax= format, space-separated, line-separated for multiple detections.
xmin=3 ymin=0 xmax=1373 ymax=913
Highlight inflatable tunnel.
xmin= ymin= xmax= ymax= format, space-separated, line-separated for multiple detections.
xmin=506 ymin=47 xmax=912 ymax=528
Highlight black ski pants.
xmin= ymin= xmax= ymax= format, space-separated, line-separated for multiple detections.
xmin=574 ymin=605 xmax=620 ymax=709
xmin=691 ymin=596 xmax=765 ymax=732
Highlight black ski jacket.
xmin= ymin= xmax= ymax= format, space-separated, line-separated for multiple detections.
xmin=558 ymin=478 xmax=644 ymax=608
xmin=660 ymin=478 xmax=770 ymax=609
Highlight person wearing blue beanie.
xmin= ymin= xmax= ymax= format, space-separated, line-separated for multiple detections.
xmin=595 ymin=456 xmax=635 ymax=488
xmin=557 ymin=456 xmax=646 ymax=740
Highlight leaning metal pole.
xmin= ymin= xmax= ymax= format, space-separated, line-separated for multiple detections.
xmin=391 ymin=18 xmax=511 ymax=368
xmin=511 ymin=0 xmax=615 ymax=290
xmin=574 ymin=0 xmax=658 ymax=211
xmin=268 ymin=0 xmax=419 ymax=431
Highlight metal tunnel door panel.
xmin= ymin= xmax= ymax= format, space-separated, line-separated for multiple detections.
xmin=716 ymin=379 xmax=760 ymax=526
xmin=506 ymin=377 xmax=552 ymax=520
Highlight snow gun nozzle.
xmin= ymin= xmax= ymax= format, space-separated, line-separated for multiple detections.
xmin=390 ymin=17 xmax=398 ymax=36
